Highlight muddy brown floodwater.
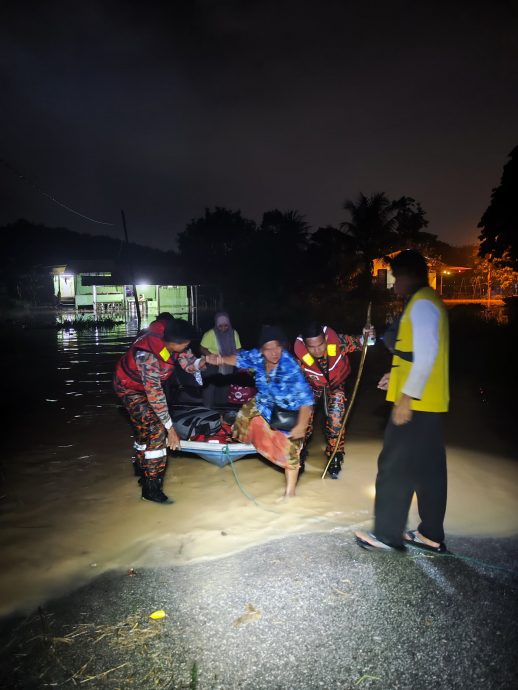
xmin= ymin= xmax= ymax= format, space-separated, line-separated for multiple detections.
xmin=1 ymin=323 xmax=517 ymax=617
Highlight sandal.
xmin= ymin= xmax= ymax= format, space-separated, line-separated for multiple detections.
xmin=355 ymin=531 xmax=406 ymax=552
xmin=404 ymin=530 xmax=448 ymax=554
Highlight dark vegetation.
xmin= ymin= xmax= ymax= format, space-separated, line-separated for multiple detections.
xmin=478 ymin=146 xmax=518 ymax=271
xmin=1 ymin=151 xmax=516 ymax=418
xmin=0 ymin=194 xmax=473 ymax=319
xmin=4 ymin=140 xmax=517 ymax=318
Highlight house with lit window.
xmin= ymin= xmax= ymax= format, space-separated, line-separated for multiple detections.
xmin=50 ymin=261 xmax=220 ymax=324
xmin=372 ymin=252 xmax=470 ymax=295
xmin=372 ymin=252 xmax=437 ymax=291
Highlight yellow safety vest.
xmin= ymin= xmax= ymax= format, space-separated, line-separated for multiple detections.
xmin=386 ymin=286 xmax=449 ymax=412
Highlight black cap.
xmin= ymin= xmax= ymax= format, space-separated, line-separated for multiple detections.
xmin=258 ymin=325 xmax=286 ymax=347
xmin=163 ymin=318 xmax=195 ymax=343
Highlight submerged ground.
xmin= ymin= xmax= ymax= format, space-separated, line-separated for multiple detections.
xmin=0 ymin=321 xmax=517 ymax=688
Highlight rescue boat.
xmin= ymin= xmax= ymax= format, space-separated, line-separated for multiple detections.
xmin=170 ymin=404 xmax=257 ymax=467
xmin=179 ymin=440 xmax=257 ymax=467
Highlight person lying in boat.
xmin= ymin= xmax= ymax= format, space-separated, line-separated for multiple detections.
xmin=205 ymin=325 xmax=314 ymax=498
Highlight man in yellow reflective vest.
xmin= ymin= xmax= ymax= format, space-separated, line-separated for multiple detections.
xmin=356 ymin=250 xmax=449 ymax=553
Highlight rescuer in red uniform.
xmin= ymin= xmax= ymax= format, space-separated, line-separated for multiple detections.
xmin=114 ymin=317 xmax=205 ymax=504
xmin=294 ymin=323 xmax=375 ymax=478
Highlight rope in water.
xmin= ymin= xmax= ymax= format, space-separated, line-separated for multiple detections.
xmin=224 ymin=445 xmax=363 ymax=524
xmin=416 ymin=552 xmax=518 ymax=574
xmin=223 ymin=447 xmax=518 ymax=576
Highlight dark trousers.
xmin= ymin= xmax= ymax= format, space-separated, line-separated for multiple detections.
xmin=374 ymin=411 xmax=447 ymax=547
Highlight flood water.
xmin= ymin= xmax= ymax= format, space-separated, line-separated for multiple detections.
xmin=1 ymin=322 xmax=517 ymax=617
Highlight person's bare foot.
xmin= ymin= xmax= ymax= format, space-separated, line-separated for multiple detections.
xmin=276 ymin=493 xmax=296 ymax=503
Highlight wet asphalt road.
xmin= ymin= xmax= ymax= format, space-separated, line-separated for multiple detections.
xmin=1 ymin=531 xmax=517 ymax=690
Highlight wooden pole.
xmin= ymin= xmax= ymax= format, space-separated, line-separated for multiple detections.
xmin=321 ymin=302 xmax=372 ymax=479
xmin=121 ymin=209 xmax=141 ymax=330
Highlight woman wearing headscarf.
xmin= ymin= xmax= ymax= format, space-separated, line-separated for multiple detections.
xmin=200 ymin=312 xmax=242 ymax=406
xmin=206 ymin=325 xmax=314 ymax=498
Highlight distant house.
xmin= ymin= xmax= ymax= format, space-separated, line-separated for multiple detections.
xmin=372 ymin=252 xmax=436 ymax=290
xmin=372 ymin=252 xmax=470 ymax=294
xmin=50 ymin=260 xmax=219 ymax=324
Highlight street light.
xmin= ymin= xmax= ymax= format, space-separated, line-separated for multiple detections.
xmin=440 ymin=270 xmax=450 ymax=295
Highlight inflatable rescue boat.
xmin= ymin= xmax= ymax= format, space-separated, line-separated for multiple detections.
xmin=171 ymin=406 xmax=257 ymax=467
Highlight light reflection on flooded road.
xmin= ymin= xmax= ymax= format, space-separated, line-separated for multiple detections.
xmin=1 ymin=322 xmax=518 ymax=617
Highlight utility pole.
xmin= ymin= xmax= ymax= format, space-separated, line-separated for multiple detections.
xmin=121 ymin=209 xmax=141 ymax=330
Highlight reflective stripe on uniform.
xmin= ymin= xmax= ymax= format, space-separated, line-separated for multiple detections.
xmin=144 ymin=448 xmax=167 ymax=459
xmin=303 ymin=366 xmax=324 ymax=378
xmin=133 ymin=442 xmax=147 ymax=451
xmin=328 ymin=353 xmax=343 ymax=372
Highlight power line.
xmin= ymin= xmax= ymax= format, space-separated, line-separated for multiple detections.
xmin=0 ymin=157 xmax=115 ymax=226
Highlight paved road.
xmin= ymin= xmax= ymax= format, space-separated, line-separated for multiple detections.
xmin=1 ymin=531 xmax=517 ymax=689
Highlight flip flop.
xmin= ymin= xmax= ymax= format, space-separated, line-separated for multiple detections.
xmin=355 ymin=532 xmax=406 ymax=552
xmin=404 ymin=530 xmax=448 ymax=554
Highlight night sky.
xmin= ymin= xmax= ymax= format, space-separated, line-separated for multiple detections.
xmin=1 ymin=1 xmax=517 ymax=250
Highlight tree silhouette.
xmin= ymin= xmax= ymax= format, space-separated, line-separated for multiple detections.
xmin=307 ymin=225 xmax=358 ymax=290
xmin=472 ymin=250 xmax=518 ymax=297
xmin=259 ymin=210 xmax=309 ymax=250
xmin=391 ymin=196 xmax=430 ymax=248
xmin=177 ymin=207 xmax=257 ymax=290
xmin=0 ymin=219 xmax=177 ymax=304
xmin=255 ymin=210 xmax=310 ymax=298
xmin=340 ymin=193 xmax=433 ymax=287
xmin=340 ymin=193 xmax=397 ymax=287
xmin=478 ymin=146 xmax=518 ymax=270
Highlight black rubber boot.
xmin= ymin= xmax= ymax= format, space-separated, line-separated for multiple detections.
xmin=133 ymin=461 xmax=145 ymax=486
xmin=327 ymin=452 xmax=343 ymax=479
xmin=157 ymin=466 xmax=168 ymax=489
xmin=141 ymin=477 xmax=174 ymax=504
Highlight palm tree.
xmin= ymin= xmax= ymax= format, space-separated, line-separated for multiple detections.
xmin=260 ymin=209 xmax=310 ymax=251
xmin=341 ymin=192 xmax=397 ymax=279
